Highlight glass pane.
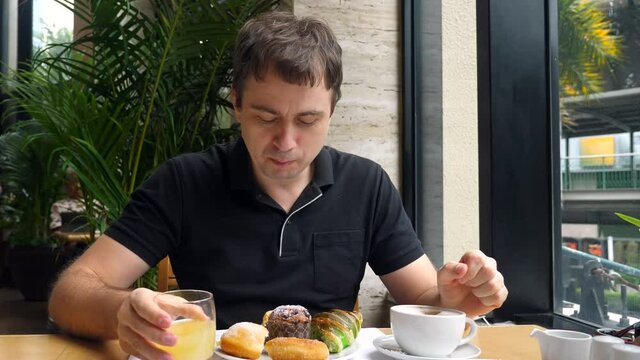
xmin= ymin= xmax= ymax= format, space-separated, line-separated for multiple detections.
xmin=557 ymin=0 xmax=640 ymax=330
xmin=32 ymin=0 xmax=73 ymax=56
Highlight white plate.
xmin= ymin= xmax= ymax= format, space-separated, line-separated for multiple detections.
xmin=214 ymin=341 xmax=360 ymax=360
xmin=130 ymin=329 xmax=361 ymax=360
xmin=372 ymin=335 xmax=481 ymax=360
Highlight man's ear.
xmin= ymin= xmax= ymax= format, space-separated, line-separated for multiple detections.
xmin=230 ymin=89 xmax=240 ymax=123
xmin=231 ymin=89 xmax=240 ymax=110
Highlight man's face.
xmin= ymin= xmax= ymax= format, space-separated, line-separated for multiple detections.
xmin=233 ymin=69 xmax=332 ymax=185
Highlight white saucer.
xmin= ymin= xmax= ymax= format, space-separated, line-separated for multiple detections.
xmin=372 ymin=335 xmax=481 ymax=359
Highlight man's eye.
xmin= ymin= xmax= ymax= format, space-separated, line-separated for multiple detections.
xmin=299 ymin=118 xmax=318 ymax=125
xmin=258 ymin=117 xmax=276 ymax=123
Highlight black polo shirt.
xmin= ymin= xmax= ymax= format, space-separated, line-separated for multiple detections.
xmin=105 ymin=139 xmax=424 ymax=328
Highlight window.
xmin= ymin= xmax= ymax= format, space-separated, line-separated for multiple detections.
xmin=469 ymin=0 xmax=640 ymax=331
xmin=557 ymin=0 xmax=640 ymax=329
xmin=475 ymin=0 xmax=559 ymax=325
xmin=1 ymin=1 xmax=74 ymax=127
xmin=32 ymin=0 xmax=74 ymax=56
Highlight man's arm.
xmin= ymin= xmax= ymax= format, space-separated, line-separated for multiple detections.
xmin=380 ymin=255 xmax=440 ymax=305
xmin=380 ymin=251 xmax=508 ymax=317
xmin=49 ymin=234 xmax=150 ymax=338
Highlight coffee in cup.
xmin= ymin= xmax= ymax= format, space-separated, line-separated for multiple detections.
xmin=390 ymin=305 xmax=477 ymax=357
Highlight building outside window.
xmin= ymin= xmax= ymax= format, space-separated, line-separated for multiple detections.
xmin=557 ymin=0 xmax=640 ymax=329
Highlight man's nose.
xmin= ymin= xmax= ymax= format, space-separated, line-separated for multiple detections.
xmin=273 ymin=123 xmax=296 ymax=151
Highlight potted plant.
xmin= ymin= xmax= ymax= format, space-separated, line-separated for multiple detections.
xmin=0 ymin=185 xmax=19 ymax=284
xmin=0 ymin=121 xmax=66 ymax=300
xmin=1 ymin=0 xmax=279 ymax=289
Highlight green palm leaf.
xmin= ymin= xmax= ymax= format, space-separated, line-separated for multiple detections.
xmin=1 ymin=0 xmax=278 ymax=286
xmin=559 ymin=0 xmax=623 ymax=96
xmin=615 ymin=213 xmax=640 ymax=229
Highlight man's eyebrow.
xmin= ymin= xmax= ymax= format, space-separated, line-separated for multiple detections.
xmin=297 ymin=110 xmax=325 ymax=117
xmin=249 ymin=106 xmax=325 ymax=117
xmin=249 ymin=105 xmax=279 ymax=115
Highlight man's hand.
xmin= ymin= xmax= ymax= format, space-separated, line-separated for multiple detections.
xmin=437 ymin=250 xmax=508 ymax=316
xmin=116 ymin=288 xmax=176 ymax=360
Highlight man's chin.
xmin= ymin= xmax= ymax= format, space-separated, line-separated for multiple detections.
xmin=262 ymin=167 xmax=303 ymax=181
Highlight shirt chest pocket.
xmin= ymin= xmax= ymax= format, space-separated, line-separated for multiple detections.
xmin=313 ymin=230 xmax=364 ymax=296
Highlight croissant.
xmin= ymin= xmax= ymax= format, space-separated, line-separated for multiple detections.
xmin=310 ymin=309 xmax=363 ymax=353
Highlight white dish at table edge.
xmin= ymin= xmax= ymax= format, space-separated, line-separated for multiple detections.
xmin=214 ymin=340 xmax=360 ymax=360
xmin=129 ymin=330 xmax=361 ymax=360
xmin=372 ymin=335 xmax=481 ymax=360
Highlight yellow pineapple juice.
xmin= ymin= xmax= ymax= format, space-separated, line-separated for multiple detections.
xmin=156 ymin=318 xmax=216 ymax=360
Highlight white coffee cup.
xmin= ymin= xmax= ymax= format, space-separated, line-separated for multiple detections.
xmin=390 ymin=305 xmax=477 ymax=357
xmin=590 ymin=335 xmax=625 ymax=360
xmin=612 ymin=343 xmax=640 ymax=360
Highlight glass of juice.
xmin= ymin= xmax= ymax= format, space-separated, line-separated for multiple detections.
xmin=155 ymin=289 xmax=216 ymax=360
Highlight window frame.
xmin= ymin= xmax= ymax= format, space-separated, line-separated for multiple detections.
xmin=402 ymin=0 xmax=600 ymax=331
xmin=17 ymin=0 xmax=33 ymax=71
xmin=476 ymin=0 xmax=593 ymax=331
xmin=402 ymin=0 xmax=445 ymax=266
xmin=476 ymin=0 xmax=558 ymax=319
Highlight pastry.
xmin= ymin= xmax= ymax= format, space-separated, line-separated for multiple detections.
xmin=310 ymin=309 xmax=363 ymax=353
xmin=264 ymin=337 xmax=330 ymax=360
xmin=262 ymin=310 xmax=273 ymax=327
xmin=265 ymin=305 xmax=311 ymax=339
xmin=219 ymin=322 xmax=269 ymax=359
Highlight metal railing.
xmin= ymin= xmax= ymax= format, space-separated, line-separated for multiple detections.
xmin=561 ymin=153 xmax=640 ymax=190
xmin=561 ymin=244 xmax=640 ymax=326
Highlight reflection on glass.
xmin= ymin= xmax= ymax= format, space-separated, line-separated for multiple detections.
xmin=32 ymin=0 xmax=74 ymax=56
xmin=557 ymin=0 xmax=640 ymax=329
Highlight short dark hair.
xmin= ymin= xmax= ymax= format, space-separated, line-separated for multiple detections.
xmin=232 ymin=11 xmax=343 ymax=113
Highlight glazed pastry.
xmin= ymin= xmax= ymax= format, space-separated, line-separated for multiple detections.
xmin=310 ymin=309 xmax=363 ymax=353
xmin=219 ymin=322 xmax=269 ymax=359
xmin=264 ymin=337 xmax=329 ymax=360
xmin=265 ymin=305 xmax=311 ymax=339
xmin=261 ymin=310 xmax=273 ymax=327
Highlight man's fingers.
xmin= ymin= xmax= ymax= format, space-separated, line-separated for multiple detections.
xmin=438 ymin=261 xmax=467 ymax=285
xmin=470 ymin=272 xmax=505 ymax=298
xmin=127 ymin=312 xmax=177 ymax=347
xmin=463 ymin=259 xmax=498 ymax=287
xmin=168 ymin=303 xmax=208 ymax=321
xmin=476 ymin=283 xmax=509 ymax=308
xmin=119 ymin=325 xmax=172 ymax=360
xmin=458 ymin=250 xmax=495 ymax=285
xmin=130 ymin=288 xmax=172 ymax=329
xmin=155 ymin=294 xmax=208 ymax=321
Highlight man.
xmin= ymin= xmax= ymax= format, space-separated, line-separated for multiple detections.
xmin=49 ymin=11 xmax=508 ymax=360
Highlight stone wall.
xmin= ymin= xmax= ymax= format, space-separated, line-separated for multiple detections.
xmin=295 ymin=0 xmax=479 ymax=327
xmin=442 ymin=0 xmax=479 ymax=262
xmin=294 ymin=0 xmax=402 ymax=185
xmin=294 ymin=0 xmax=402 ymax=328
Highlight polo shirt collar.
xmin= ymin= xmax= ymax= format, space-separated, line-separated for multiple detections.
xmin=313 ymin=146 xmax=334 ymax=188
xmin=228 ymin=138 xmax=254 ymax=191
xmin=228 ymin=138 xmax=334 ymax=191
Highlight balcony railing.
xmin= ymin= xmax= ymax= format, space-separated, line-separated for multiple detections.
xmin=562 ymin=243 xmax=640 ymax=327
xmin=561 ymin=153 xmax=640 ymax=190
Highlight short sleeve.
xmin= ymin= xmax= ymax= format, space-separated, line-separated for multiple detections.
xmin=367 ymin=168 xmax=425 ymax=276
xmin=104 ymin=159 xmax=183 ymax=267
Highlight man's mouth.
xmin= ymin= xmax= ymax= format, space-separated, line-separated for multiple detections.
xmin=269 ymin=158 xmax=295 ymax=165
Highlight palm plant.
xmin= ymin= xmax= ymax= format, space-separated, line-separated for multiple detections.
xmin=0 ymin=121 xmax=65 ymax=246
xmin=616 ymin=213 xmax=640 ymax=229
xmin=559 ymin=0 xmax=624 ymax=96
xmin=2 ymin=0 xmax=278 ymax=286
